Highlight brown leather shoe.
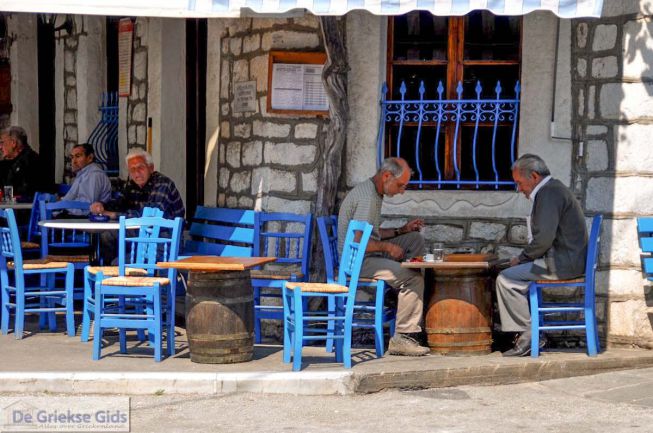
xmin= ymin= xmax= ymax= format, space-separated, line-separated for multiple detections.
xmin=388 ymin=333 xmax=430 ymax=356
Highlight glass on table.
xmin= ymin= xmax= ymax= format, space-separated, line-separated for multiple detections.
xmin=3 ymin=185 xmax=13 ymax=203
xmin=431 ymin=242 xmax=445 ymax=262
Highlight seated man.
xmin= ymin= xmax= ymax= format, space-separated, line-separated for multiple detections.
xmin=91 ymin=148 xmax=185 ymax=263
xmin=0 ymin=126 xmax=46 ymax=199
xmin=496 ymin=154 xmax=588 ymax=357
xmin=338 ymin=157 xmax=429 ymax=356
xmin=61 ymin=143 xmax=112 ymax=213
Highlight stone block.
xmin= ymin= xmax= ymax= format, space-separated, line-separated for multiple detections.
xmin=261 ymin=31 xmax=320 ymax=51
xmin=220 ymin=121 xmax=230 ymax=139
xmin=592 ymin=24 xmax=617 ymax=51
xmin=295 ymin=123 xmax=318 ymax=139
xmin=64 ymin=50 xmax=75 ymax=71
xmin=614 ymin=124 xmax=653 ymax=172
xmin=218 ymin=193 xmax=226 ymax=207
xmin=576 ymin=22 xmax=588 ymax=48
xmin=226 ymin=141 xmax=241 ymax=168
xmin=586 ymin=125 xmax=608 ymax=136
xmin=221 ymin=59 xmax=231 ymax=99
xmin=600 ymin=82 xmax=653 ymax=120
xmin=250 ymin=55 xmax=269 ymax=93
xmin=66 ymin=89 xmax=77 ymax=110
xmin=64 ymin=125 xmax=78 ymax=142
xmin=264 ymin=197 xmax=312 ymax=214
xmin=226 ymin=196 xmax=238 ymax=208
xmin=509 ymin=224 xmax=528 ymax=244
xmin=139 ymin=83 xmax=147 ymax=99
xmin=221 ymin=103 xmax=230 ymax=117
xmin=595 ymin=269 xmax=648 ymax=297
xmin=252 ymin=167 xmax=296 ymax=194
xmin=222 ymin=38 xmax=229 ymax=55
xmin=132 ymin=102 xmax=147 ymax=123
xmin=587 ymin=85 xmax=595 ymax=120
xmin=586 ymin=177 xmax=653 ymax=214
xmin=577 ymin=58 xmax=587 ymax=78
xmin=422 ymin=224 xmax=464 ymax=243
xmin=243 ymin=34 xmax=260 ymax=53
xmin=252 ymin=18 xmax=286 ymax=30
xmin=592 ymin=56 xmax=618 ymax=78
xmin=293 ymin=14 xmax=319 ymax=29
xmin=608 ymin=300 xmax=653 ymax=340
xmin=253 ymin=121 xmax=291 ymax=138
xmin=133 ymin=50 xmax=147 ymax=81
xmin=469 ymin=222 xmax=506 ymax=241
xmin=301 ymin=171 xmax=318 ymax=193
xmin=264 ymin=142 xmax=316 ymax=165
xmin=131 ymin=84 xmax=139 ymax=98
xmin=586 ymin=140 xmax=608 ymax=172
xmin=136 ymin=125 xmax=146 ymax=145
xmin=234 ymin=123 xmax=251 ymax=139
xmin=623 ymin=19 xmax=653 ymax=80
xmin=233 ymin=59 xmax=249 ymax=83
xmin=219 ymin=168 xmax=230 ymax=188
xmin=128 ymin=125 xmax=136 ymax=144
xmin=599 ymin=218 xmax=640 ymax=267
xmin=496 ymin=245 xmax=522 ymax=259
xmin=238 ymin=196 xmax=254 ymax=208
xmin=242 ymin=140 xmax=263 ymax=166
xmin=230 ymin=171 xmax=251 ymax=193
xmin=219 ymin=144 xmax=225 ymax=164
xmin=230 ymin=37 xmax=242 ymax=56
xmin=227 ymin=19 xmax=251 ymax=36
xmin=65 ymin=75 xmax=76 ymax=87
xmin=64 ymin=112 xmax=76 ymax=124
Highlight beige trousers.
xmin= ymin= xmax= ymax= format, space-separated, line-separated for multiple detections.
xmin=359 ymin=232 xmax=425 ymax=334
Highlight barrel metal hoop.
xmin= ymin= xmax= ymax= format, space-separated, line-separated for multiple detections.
xmin=189 ymin=332 xmax=254 ymax=342
xmin=187 ymin=295 xmax=254 ymax=304
xmin=426 ymin=327 xmax=492 ymax=334
xmin=429 ymin=339 xmax=493 ymax=347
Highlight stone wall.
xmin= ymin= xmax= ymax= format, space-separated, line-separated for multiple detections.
xmin=216 ymin=16 xmax=325 ymax=214
xmin=126 ymin=18 xmax=148 ymax=150
xmin=60 ymin=23 xmax=80 ymax=182
xmin=572 ymin=10 xmax=653 ymax=348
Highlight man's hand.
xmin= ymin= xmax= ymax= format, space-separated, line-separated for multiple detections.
xmin=90 ymin=202 xmax=105 ymax=215
xmin=509 ymin=256 xmax=520 ymax=267
xmin=402 ymin=219 xmax=425 ymax=233
xmin=384 ymin=242 xmax=405 ymax=260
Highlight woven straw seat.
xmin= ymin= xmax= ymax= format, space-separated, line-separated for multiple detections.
xmin=86 ymin=266 xmax=149 ymax=277
xmin=101 ymin=276 xmax=171 ymax=287
xmin=536 ymin=277 xmax=585 ymax=284
xmin=45 ymin=254 xmax=88 ymax=263
xmin=9 ymin=259 xmax=70 ymax=270
xmin=286 ymin=282 xmax=349 ymax=293
xmin=20 ymin=241 xmax=40 ymax=250
xmin=250 ymin=270 xmax=304 ymax=280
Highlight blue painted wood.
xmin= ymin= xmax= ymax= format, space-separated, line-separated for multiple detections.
xmin=253 ymin=211 xmax=312 ymax=344
xmin=92 ymin=214 xmax=183 ymax=361
xmin=0 ymin=209 xmax=75 ymax=339
xmin=378 ymin=80 xmax=521 ymax=189
xmin=25 ymin=192 xmax=55 ymax=245
xmin=183 ymin=206 xmax=256 ymax=257
xmin=87 ymin=92 xmax=119 ymax=176
xmin=283 ymin=220 xmax=373 ymax=371
xmin=528 ymin=214 xmax=603 ymax=357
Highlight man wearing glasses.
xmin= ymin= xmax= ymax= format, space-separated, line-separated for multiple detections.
xmin=338 ymin=157 xmax=429 ymax=356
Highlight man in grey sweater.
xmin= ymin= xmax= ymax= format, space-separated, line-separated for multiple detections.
xmin=496 ymin=154 xmax=588 ymax=357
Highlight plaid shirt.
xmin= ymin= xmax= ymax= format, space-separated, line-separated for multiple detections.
xmin=106 ymin=171 xmax=185 ymax=220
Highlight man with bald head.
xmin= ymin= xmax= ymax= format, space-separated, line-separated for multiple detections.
xmin=338 ymin=157 xmax=429 ymax=356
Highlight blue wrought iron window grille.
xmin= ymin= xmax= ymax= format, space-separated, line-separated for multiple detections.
xmin=377 ymin=79 xmax=520 ymax=190
xmin=87 ymin=92 xmax=119 ymax=176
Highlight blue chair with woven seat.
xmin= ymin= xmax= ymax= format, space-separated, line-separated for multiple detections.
xmin=283 ymin=220 xmax=373 ymax=371
xmin=21 ymin=192 xmax=55 ymax=255
xmin=0 ymin=209 xmax=75 ymax=339
xmin=92 ymin=214 xmax=183 ymax=361
xmin=317 ymin=215 xmax=396 ymax=357
xmin=529 ymin=214 xmax=603 ymax=357
xmin=252 ymin=212 xmax=312 ymax=344
xmin=80 ymin=207 xmax=163 ymax=342
xmin=182 ymin=206 xmax=256 ymax=257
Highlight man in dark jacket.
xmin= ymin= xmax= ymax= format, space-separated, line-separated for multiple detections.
xmin=0 ymin=126 xmax=44 ymax=199
xmin=496 ymin=154 xmax=588 ymax=357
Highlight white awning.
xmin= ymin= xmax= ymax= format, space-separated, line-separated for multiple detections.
xmin=0 ymin=0 xmax=604 ymax=18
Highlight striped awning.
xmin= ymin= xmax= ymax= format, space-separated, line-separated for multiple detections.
xmin=0 ymin=0 xmax=604 ymax=18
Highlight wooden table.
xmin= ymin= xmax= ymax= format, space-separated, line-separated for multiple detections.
xmin=402 ymin=254 xmax=502 ymax=356
xmin=157 ymin=256 xmax=276 ymax=364
xmin=39 ymin=219 xmax=124 ymax=265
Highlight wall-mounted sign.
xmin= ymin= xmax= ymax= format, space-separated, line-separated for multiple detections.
xmin=234 ymin=81 xmax=257 ymax=113
xmin=118 ymin=18 xmax=133 ymax=97
xmin=267 ymin=51 xmax=328 ymax=116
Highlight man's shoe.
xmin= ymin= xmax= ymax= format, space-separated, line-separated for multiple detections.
xmin=502 ymin=330 xmax=532 ymax=357
xmin=388 ymin=333 xmax=430 ymax=356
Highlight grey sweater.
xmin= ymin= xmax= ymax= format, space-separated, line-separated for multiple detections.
xmin=518 ymin=178 xmax=588 ymax=279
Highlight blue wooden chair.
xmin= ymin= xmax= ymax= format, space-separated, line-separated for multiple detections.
xmin=21 ymin=192 xmax=55 ymax=254
xmin=529 ymin=214 xmax=603 ymax=357
xmin=0 ymin=209 xmax=75 ymax=339
xmin=638 ymin=217 xmax=653 ymax=255
xmin=283 ymin=220 xmax=373 ymax=371
xmin=182 ymin=206 xmax=256 ymax=257
xmin=252 ymin=212 xmax=312 ymax=343
xmin=80 ymin=207 xmax=163 ymax=342
xmin=317 ymin=216 xmax=396 ymax=357
xmin=92 ymin=215 xmax=183 ymax=361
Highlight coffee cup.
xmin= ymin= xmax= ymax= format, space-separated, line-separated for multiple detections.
xmin=424 ymin=253 xmax=435 ymax=262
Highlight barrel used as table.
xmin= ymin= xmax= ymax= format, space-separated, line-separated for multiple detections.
xmin=185 ymin=270 xmax=255 ymax=364
xmin=425 ymin=267 xmax=492 ymax=356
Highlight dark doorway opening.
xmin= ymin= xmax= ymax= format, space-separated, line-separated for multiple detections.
xmin=106 ymin=17 xmax=120 ymax=94
xmin=37 ymin=17 xmax=56 ymax=190
xmin=185 ymin=18 xmax=207 ymax=218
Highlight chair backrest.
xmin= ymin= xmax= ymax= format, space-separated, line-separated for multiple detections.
xmin=585 ymin=214 xmax=603 ymax=291
xmin=142 ymin=206 xmax=164 ymax=218
xmin=317 ymin=215 xmax=339 ymax=283
xmin=637 ymin=216 xmax=653 ymax=278
xmin=26 ymin=192 xmax=55 ymax=242
xmin=0 ymin=209 xmax=23 ymax=276
xmin=118 ymin=215 xmax=184 ymax=277
xmin=184 ymin=206 xmax=256 ymax=257
xmin=254 ymin=212 xmax=313 ymax=276
xmin=39 ymin=200 xmax=92 ymax=256
xmin=338 ymin=220 xmax=373 ymax=291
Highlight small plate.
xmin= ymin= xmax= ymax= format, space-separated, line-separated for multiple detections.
xmin=88 ymin=214 xmax=110 ymax=223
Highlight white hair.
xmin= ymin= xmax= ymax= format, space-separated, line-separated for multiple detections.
xmin=125 ymin=148 xmax=153 ymax=166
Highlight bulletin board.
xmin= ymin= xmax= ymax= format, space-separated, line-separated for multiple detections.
xmin=267 ymin=51 xmax=329 ymax=116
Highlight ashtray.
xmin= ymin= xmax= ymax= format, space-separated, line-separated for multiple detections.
xmin=88 ymin=214 xmax=110 ymax=222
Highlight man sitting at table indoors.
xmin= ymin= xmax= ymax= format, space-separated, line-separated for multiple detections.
xmin=61 ymin=143 xmax=111 ymax=214
xmin=496 ymin=154 xmax=588 ymax=357
xmin=90 ymin=148 xmax=185 ymax=264
xmin=338 ymin=157 xmax=429 ymax=357
xmin=0 ymin=126 xmax=47 ymax=199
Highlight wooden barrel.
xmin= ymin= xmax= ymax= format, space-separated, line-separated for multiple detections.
xmin=185 ymin=270 xmax=254 ymax=363
xmin=425 ymin=268 xmax=492 ymax=356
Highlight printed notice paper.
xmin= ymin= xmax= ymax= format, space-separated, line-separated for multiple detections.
xmin=271 ymin=63 xmax=328 ymax=111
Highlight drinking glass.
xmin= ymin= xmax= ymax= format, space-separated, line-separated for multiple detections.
xmin=432 ymin=243 xmax=444 ymax=262
xmin=3 ymin=186 xmax=13 ymax=203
